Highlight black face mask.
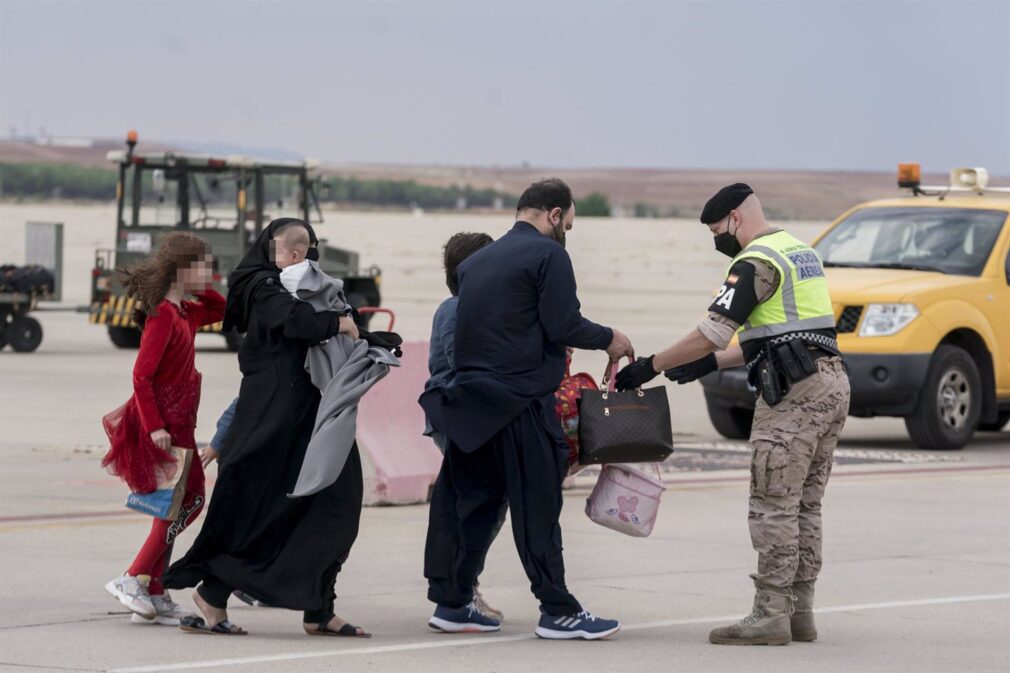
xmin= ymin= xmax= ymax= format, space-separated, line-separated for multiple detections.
xmin=713 ymin=219 xmax=742 ymax=258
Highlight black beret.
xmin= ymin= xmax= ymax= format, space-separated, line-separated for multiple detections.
xmin=700 ymin=183 xmax=754 ymax=224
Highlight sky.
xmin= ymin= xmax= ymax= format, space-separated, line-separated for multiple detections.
xmin=1 ymin=0 xmax=1008 ymax=173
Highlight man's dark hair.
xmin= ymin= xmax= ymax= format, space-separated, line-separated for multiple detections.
xmin=443 ymin=232 xmax=494 ymax=296
xmin=516 ymin=178 xmax=574 ymax=215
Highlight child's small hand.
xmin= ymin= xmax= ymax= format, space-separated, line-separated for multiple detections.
xmin=200 ymin=446 xmax=220 ymax=468
xmin=150 ymin=429 xmax=171 ymax=451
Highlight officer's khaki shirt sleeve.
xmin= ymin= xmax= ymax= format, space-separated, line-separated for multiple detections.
xmin=751 ymin=259 xmax=779 ymax=304
xmin=696 ymin=259 xmax=780 ymax=350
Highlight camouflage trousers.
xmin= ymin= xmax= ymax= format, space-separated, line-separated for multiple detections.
xmin=748 ymin=356 xmax=850 ymax=590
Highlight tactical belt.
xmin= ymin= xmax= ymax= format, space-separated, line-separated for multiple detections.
xmin=745 ymin=331 xmax=842 ymax=407
xmin=745 ymin=331 xmax=840 ymax=372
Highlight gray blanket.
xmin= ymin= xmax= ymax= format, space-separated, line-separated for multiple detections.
xmin=288 ymin=261 xmax=399 ymax=498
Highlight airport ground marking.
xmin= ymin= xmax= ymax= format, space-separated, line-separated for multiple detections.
xmin=107 ymin=592 xmax=1010 ymax=673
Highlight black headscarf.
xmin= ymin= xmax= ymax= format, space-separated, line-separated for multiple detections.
xmin=223 ymin=217 xmax=319 ymax=333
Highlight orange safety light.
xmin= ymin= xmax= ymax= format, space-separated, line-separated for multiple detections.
xmin=897 ymin=163 xmax=921 ymax=189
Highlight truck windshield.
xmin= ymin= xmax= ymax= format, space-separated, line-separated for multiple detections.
xmin=815 ymin=207 xmax=1007 ymax=277
xmin=123 ymin=168 xmax=311 ymax=229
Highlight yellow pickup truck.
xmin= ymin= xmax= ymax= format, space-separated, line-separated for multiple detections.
xmin=701 ymin=165 xmax=1010 ymax=449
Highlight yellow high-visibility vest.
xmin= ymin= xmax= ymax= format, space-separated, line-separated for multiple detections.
xmin=731 ymin=230 xmax=835 ymax=342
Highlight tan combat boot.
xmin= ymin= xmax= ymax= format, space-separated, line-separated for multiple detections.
xmin=790 ymin=581 xmax=817 ymax=642
xmin=708 ymin=589 xmax=793 ymax=645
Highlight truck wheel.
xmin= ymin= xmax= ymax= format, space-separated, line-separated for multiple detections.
xmin=904 ymin=345 xmax=982 ymax=450
xmin=223 ymin=330 xmax=245 ymax=352
xmin=7 ymin=316 xmax=43 ymax=352
xmin=704 ymin=393 xmax=754 ymax=440
xmin=978 ymin=411 xmax=1010 ymax=433
xmin=108 ymin=326 xmax=141 ymax=349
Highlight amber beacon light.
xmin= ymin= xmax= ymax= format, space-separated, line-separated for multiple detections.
xmin=897 ymin=163 xmax=921 ymax=190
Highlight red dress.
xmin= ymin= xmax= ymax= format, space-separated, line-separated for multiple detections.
xmin=101 ymin=291 xmax=226 ymax=493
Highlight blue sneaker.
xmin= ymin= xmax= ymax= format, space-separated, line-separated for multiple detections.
xmin=535 ymin=610 xmax=620 ymax=640
xmin=428 ymin=600 xmax=502 ymax=633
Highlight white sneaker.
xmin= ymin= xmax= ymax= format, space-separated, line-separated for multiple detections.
xmin=131 ymin=592 xmax=193 ymax=626
xmin=106 ymin=574 xmax=156 ymax=619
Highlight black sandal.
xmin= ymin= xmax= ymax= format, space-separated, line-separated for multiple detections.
xmin=305 ymin=621 xmax=372 ymax=638
xmin=180 ymin=616 xmax=248 ymax=636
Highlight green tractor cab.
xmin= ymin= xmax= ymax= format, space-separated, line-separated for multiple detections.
xmin=89 ymin=131 xmax=381 ymax=350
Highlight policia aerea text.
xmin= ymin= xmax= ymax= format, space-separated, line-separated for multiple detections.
xmin=615 ymin=183 xmax=851 ymax=646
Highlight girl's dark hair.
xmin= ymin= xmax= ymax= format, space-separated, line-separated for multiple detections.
xmin=116 ymin=232 xmax=209 ymax=327
xmin=516 ymin=177 xmax=573 ymax=214
xmin=443 ymin=232 xmax=494 ymax=296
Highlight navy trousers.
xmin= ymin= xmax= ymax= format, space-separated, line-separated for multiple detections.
xmin=424 ymin=397 xmax=582 ymax=616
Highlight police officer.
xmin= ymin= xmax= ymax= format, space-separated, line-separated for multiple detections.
xmin=616 ymin=183 xmax=850 ymax=646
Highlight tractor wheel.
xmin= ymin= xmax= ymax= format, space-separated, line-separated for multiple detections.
xmin=7 ymin=316 xmax=43 ymax=353
xmin=347 ymin=292 xmax=373 ymax=328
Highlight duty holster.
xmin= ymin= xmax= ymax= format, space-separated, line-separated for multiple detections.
xmin=748 ymin=341 xmax=821 ymax=407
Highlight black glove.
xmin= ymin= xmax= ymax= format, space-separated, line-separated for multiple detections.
xmin=615 ymin=355 xmax=659 ymax=391
xmin=664 ymin=352 xmax=717 ymax=384
xmin=360 ymin=328 xmax=404 ymax=357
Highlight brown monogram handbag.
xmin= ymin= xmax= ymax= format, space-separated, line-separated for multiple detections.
xmin=578 ymin=359 xmax=674 ymax=465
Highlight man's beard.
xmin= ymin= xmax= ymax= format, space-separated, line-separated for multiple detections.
xmin=551 ymin=221 xmax=567 ymax=249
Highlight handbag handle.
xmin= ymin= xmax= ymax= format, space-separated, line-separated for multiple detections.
xmin=649 ymin=462 xmax=663 ymax=483
xmin=600 ymin=356 xmax=634 ymax=393
xmin=615 ymin=462 xmax=665 ymax=485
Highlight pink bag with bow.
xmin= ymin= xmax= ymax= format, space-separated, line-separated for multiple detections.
xmin=585 ymin=462 xmax=665 ymax=537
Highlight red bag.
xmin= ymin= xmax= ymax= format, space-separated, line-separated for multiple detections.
xmin=555 ymin=350 xmax=599 ymax=474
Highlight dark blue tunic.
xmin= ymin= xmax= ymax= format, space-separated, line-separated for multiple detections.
xmin=419 ymin=221 xmax=612 ymax=453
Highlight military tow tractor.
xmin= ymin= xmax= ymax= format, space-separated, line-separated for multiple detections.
xmin=89 ymin=131 xmax=381 ymax=350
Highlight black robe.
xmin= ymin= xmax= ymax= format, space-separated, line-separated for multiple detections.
xmin=164 ymin=220 xmax=362 ymax=612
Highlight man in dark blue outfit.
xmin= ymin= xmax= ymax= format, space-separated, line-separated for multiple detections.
xmin=420 ymin=179 xmax=634 ymax=640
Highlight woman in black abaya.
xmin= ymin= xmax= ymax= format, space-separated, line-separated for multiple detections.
xmin=164 ymin=218 xmax=368 ymax=636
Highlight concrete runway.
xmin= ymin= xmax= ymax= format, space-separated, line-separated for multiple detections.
xmin=1 ymin=313 xmax=1008 ymax=673
xmin=1 ymin=206 xmax=1008 ymax=672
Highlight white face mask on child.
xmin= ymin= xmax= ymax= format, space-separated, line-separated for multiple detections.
xmin=279 ymin=259 xmax=311 ymax=296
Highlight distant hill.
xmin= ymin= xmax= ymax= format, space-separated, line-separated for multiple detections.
xmin=0 ymin=137 xmax=298 ymax=168
xmin=0 ymin=137 xmax=167 ymax=170
xmin=2 ymin=137 xmax=1005 ymax=219
xmin=323 ymin=164 xmax=938 ymax=220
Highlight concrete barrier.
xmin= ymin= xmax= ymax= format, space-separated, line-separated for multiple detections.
xmin=357 ymin=340 xmax=442 ymax=505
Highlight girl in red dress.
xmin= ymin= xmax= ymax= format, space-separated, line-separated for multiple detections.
xmin=101 ymin=232 xmax=225 ymax=626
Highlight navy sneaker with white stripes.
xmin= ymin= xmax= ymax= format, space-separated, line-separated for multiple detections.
xmin=428 ymin=600 xmax=502 ymax=633
xmin=535 ymin=610 xmax=621 ymax=640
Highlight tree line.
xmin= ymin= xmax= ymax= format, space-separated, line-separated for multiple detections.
xmin=0 ymin=162 xmax=633 ymax=216
xmin=0 ymin=162 xmax=522 ymax=212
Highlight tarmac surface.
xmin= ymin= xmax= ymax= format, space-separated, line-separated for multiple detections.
xmin=2 ymin=314 xmax=1008 ymax=673
xmin=1 ymin=206 xmax=1008 ymax=672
